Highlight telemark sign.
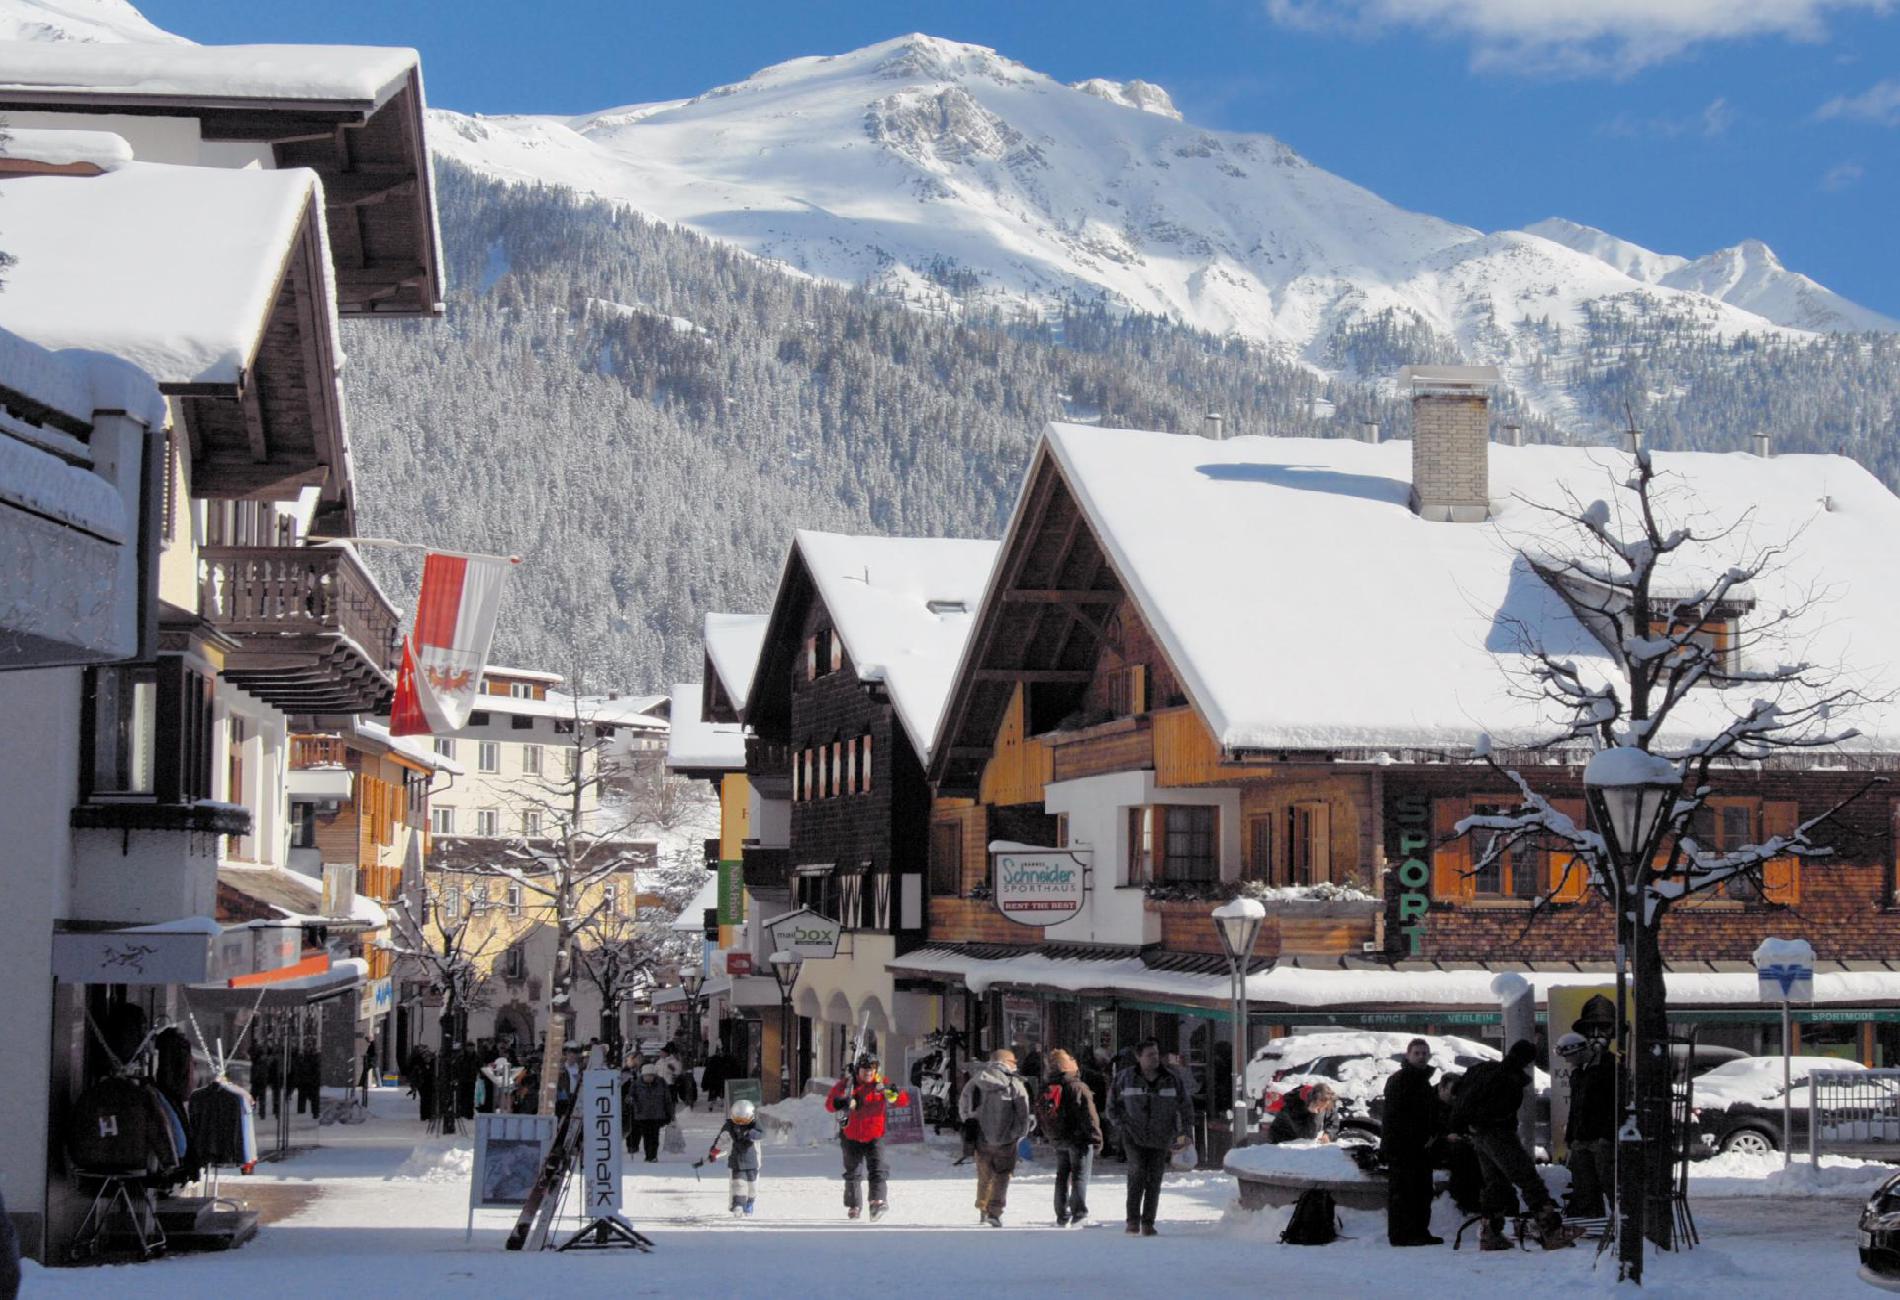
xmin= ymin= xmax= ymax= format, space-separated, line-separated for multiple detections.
xmin=989 ymin=840 xmax=1089 ymax=926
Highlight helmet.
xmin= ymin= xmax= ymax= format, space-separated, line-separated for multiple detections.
xmin=855 ymin=1053 xmax=880 ymax=1071
xmin=729 ymin=1099 xmax=756 ymax=1123
xmin=1555 ymin=1032 xmax=1589 ymax=1058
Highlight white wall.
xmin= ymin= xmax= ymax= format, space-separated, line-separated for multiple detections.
xmin=0 ymin=669 xmax=81 ymax=1243
xmin=1041 ymin=771 xmax=1240 ymax=947
xmin=4 ymin=110 xmax=273 ymax=168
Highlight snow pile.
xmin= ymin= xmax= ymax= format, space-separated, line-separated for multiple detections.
xmin=1236 ymin=880 xmax=1376 ymax=904
xmin=1224 ymin=1139 xmax=1377 ymax=1183
xmin=759 ymin=1094 xmax=838 ymax=1148
xmin=1688 ymin=1149 xmax=1893 ymax=1199
xmin=392 ymin=1139 xmax=473 ymax=1183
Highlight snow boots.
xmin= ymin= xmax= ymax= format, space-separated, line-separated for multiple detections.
xmin=1532 ymin=1206 xmax=1583 ymax=1250
xmin=1479 ymin=1217 xmax=1512 ymax=1252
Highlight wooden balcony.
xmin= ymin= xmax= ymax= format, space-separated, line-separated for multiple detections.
xmin=290 ymin=735 xmax=349 ymax=769
xmin=1148 ymin=894 xmax=1380 ymax=959
xmin=746 ymin=737 xmax=792 ymax=798
xmin=199 ymin=545 xmax=400 ymax=714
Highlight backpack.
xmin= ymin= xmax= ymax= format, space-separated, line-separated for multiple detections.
xmin=1279 ymin=1188 xmax=1340 ymax=1246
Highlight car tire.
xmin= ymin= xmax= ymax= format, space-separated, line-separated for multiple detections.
xmin=1720 ymin=1127 xmax=1778 ymax=1157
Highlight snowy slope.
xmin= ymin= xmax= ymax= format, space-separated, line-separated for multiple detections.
xmin=1526 ymin=217 xmax=1897 ymax=333
xmin=418 ymin=33 xmax=1896 ymax=400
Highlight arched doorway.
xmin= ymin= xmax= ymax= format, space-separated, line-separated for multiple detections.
xmin=493 ymin=1004 xmax=535 ymax=1059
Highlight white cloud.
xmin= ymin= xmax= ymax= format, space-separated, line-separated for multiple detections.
xmin=1266 ymin=1 xmax=1894 ymax=76
xmin=1821 ymin=160 xmax=1866 ymax=188
xmin=1598 ymin=96 xmax=1737 ymax=137
xmin=1817 ymin=79 xmax=1900 ymax=124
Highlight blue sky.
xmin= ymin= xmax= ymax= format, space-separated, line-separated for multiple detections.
xmin=140 ymin=0 xmax=1900 ymax=316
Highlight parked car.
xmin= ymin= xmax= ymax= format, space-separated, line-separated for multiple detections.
xmin=1244 ymin=1031 xmax=1550 ymax=1143
xmin=1686 ymin=1056 xmax=1870 ymax=1158
xmin=1861 ymin=1170 xmax=1900 ymax=1290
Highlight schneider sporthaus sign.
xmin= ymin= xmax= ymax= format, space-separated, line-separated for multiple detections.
xmin=990 ymin=841 xmax=1089 ymax=926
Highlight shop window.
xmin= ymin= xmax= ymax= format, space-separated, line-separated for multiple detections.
xmin=930 ymin=821 xmax=963 ymax=896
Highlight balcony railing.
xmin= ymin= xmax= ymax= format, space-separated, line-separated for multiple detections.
xmin=291 ymin=736 xmax=348 ymax=769
xmin=200 ymin=545 xmax=401 ymax=713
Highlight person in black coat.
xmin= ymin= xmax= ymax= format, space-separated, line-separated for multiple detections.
xmin=1451 ymin=1040 xmax=1578 ymax=1251
xmin=1558 ymin=1033 xmax=1617 ymax=1219
xmin=1428 ymin=1072 xmax=1483 ymax=1213
xmin=1266 ymin=1083 xmax=1337 ymax=1144
xmin=1379 ymin=1039 xmax=1443 ymax=1246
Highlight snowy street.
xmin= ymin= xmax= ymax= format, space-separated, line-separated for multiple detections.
xmin=21 ymin=1088 xmax=1879 ymax=1298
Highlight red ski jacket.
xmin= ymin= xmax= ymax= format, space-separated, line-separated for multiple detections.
xmin=826 ymin=1075 xmax=910 ymax=1142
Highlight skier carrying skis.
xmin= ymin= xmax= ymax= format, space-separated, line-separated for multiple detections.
xmin=825 ymin=1053 xmax=910 ymax=1220
xmin=707 ymin=1098 xmax=763 ymax=1217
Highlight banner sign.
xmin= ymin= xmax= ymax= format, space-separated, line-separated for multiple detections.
xmin=988 ymin=841 xmax=1088 ymax=926
xmin=883 ymin=1090 xmax=926 ymax=1145
xmin=766 ymin=908 xmax=843 ymax=960
xmin=717 ymin=860 xmax=746 ymax=926
xmin=581 ymin=1066 xmax=623 ymax=1216
xmin=390 ymin=551 xmax=514 ymax=736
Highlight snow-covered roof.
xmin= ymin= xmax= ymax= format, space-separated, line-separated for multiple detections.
xmin=218 ymin=864 xmax=385 ymax=930
xmin=0 ymin=37 xmax=419 ymax=108
xmin=666 ymin=681 xmax=747 ymax=772
xmin=0 ymin=320 xmax=164 ymax=430
xmin=886 ymin=947 xmax=1900 ymax=1009
xmin=703 ymin=611 xmax=767 ymax=708
xmin=672 ymin=876 xmax=719 ymax=932
xmin=351 ymin=718 xmax=464 ymax=775
xmin=483 ymin=665 xmax=564 ymax=684
xmin=0 ymin=160 xmax=328 ymax=387
xmin=572 ymin=692 xmax=670 ymax=727
xmin=461 ymin=689 xmax=667 ymax=729
xmin=778 ymin=531 xmax=999 ymax=765
xmin=1028 ymin=424 xmax=1900 ymax=754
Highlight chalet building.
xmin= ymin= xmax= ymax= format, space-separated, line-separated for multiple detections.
xmin=0 ymin=35 xmax=442 ymax=1262
xmin=732 ymin=531 xmax=996 ymax=1097
xmin=417 ymin=667 xmax=668 ymax=1054
xmin=906 ymin=369 xmax=1900 ymax=1138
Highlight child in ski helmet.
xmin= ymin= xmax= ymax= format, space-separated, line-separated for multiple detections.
xmin=708 ymin=1097 xmax=764 ymax=1216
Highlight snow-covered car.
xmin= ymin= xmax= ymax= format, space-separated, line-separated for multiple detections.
xmin=1687 ymin=1056 xmax=1872 ymax=1158
xmin=1244 ymin=1031 xmax=1548 ymax=1140
xmin=1863 ymin=1171 xmax=1900 ymax=1290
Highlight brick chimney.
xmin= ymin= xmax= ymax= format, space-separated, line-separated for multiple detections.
xmin=1401 ymin=365 xmax=1500 ymax=523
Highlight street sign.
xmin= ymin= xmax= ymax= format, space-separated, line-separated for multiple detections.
xmin=1754 ymin=937 xmax=1816 ymax=1003
xmin=765 ymin=908 xmax=843 ymax=959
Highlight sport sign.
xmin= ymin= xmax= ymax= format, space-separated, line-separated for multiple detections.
xmin=989 ymin=841 xmax=1088 ymax=926
xmin=765 ymin=907 xmax=843 ymax=959
xmin=1754 ymin=937 xmax=1815 ymax=1003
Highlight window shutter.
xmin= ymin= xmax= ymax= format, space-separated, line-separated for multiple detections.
xmin=1762 ymin=800 xmax=1801 ymax=905
xmin=1431 ymin=797 xmax=1473 ymax=903
xmin=1547 ymin=799 xmax=1591 ymax=902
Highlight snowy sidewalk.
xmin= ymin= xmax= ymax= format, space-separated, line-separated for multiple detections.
xmin=23 ymin=1087 xmax=1878 ymax=1298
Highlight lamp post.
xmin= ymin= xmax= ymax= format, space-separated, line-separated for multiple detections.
xmin=1583 ymin=746 xmax=1680 ymax=1284
xmin=1211 ymin=898 xmax=1266 ymax=1146
xmin=680 ymin=962 xmax=706 ymax=1067
xmin=769 ymin=950 xmax=803 ymax=1101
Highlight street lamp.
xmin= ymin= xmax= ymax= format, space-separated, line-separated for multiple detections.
xmin=680 ymin=961 xmax=706 ymax=1065
xmin=1582 ymin=745 xmax=1680 ymax=1282
xmin=1211 ymin=897 xmax=1266 ymax=1146
xmin=769 ymin=950 xmax=803 ymax=1099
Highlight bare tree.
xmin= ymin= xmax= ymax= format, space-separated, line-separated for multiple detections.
xmin=385 ymin=892 xmax=500 ymax=1135
xmin=1457 ymin=448 xmax=1877 ymax=1280
xmin=573 ymin=836 xmax=712 ymax=1053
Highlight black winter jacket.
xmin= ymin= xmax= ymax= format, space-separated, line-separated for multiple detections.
xmin=1566 ymin=1058 xmax=1618 ymax=1145
xmin=1044 ymin=1073 xmax=1104 ymax=1149
xmin=1450 ymin=1060 xmax=1530 ymax=1135
xmin=1379 ymin=1062 xmax=1441 ymax=1161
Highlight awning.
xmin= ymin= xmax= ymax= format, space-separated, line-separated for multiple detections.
xmin=650 ymin=976 xmax=731 ymax=1008
xmin=185 ymin=956 xmax=368 ymax=1010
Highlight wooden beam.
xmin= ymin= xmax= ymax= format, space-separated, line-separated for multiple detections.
xmin=334 ymin=263 xmax=426 ymax=289
xmin=323 ymin=172 xmax=417 ymax=208
xmin=1001 ymin=589 xmax=1120 ymax=604
xmin=945 ymin=746 xmax=994 ymax=761
xmin=974 ymin=669 xmax=1092 ymax=684
xmin=239 ymin=375 xmax=269 ymax=463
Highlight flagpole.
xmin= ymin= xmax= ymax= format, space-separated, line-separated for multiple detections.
xmin=310 ymin=535 xmax=524 ymax=565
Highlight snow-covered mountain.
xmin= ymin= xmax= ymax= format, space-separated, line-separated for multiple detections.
xmin=419 ymin=33 xmax=1895 ymax=404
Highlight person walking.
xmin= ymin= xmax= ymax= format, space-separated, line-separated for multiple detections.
xmin=707 ymin=1098 xmax=764 ymax=1217
xmin=1452 ymin=1040 xmax=1581 ymax=1251
xmin=1107 ymin=1039 xmax=1193 ymax=1237
xmin=1381 ymin=1038 xmax=1444 ymax=1246
xmin=1557 ymin=1033 xmax=1617 ymax=1220
xmin=357 ymin=1038 xmax=379 ymax=1104
xmin=825 ymin=1053 xmax=910 ymax=1221
xmin=1043 ymin=1048 xmax=1103 ymax=1227
xmin=960 ymin=1048 xmax=1033 ymax=1227
xmin=625 ymin=1063 xmax=676 ymax=1162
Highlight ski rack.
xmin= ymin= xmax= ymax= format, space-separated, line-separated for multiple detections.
xmin=504 ymin=1109 xmax=579 ymax=1251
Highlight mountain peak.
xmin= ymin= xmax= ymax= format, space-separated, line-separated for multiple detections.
xmin=0 ymin=0 xmax=184 ymax=43
xmin=1070 ymin=77 xmax=1182 ymax=120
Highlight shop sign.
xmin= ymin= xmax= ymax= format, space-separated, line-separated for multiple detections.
xmin=766 ymin=908 xmax=843 ymax=959
xmin=359 ymin=977 xmax=393 ymax=1021
xmin=1385 ymin=792 xmax=1431 ymax=956
xmin=725 ymin=951 xmax=754 ymax=977
xmin=581 ymin=1066 xmax=623 ymax=1215
xmin=52 ymin=926 xmax=213 ymax=985
xmin=717 ymin=860 xmax=747 ymax=926
xmin=469 ymin=1113 xmax=557 ymax=1212
xmin=990 ymin=842 xmax=1088 ymax=926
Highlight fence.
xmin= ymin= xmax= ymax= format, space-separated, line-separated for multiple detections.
xmin=1808 ymin=1068 xmax=1900 ymax=1162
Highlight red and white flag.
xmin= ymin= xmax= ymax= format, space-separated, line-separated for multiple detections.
xmin=389 ymin=552 xmax=513 ymax=736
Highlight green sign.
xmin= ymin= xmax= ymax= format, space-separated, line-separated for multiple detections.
xmin=717 ymin=860 xmax=746 ymax=926
xmin=725 ymin=1078 xmax=762 ymax=1109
